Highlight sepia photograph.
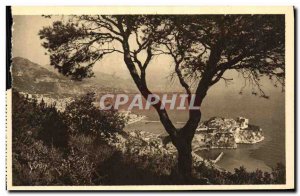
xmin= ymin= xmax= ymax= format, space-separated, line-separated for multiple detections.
xmin=6 ymin=6 xmax=294 ymax=191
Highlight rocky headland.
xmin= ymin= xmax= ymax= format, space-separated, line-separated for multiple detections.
xmin=118 ymin=115 xmax=264 ymax=166
xmin=193 ymin=117 xmax=264 ymax=150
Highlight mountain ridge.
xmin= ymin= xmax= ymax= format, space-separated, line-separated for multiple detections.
xmin=11 ymin=57 xmax=138 ymax=98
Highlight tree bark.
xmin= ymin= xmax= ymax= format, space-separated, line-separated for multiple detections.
xmin=174 ymin=111 xmax=201 ymax=182
xmin=176 ymin=138 xmax=193 ymax=182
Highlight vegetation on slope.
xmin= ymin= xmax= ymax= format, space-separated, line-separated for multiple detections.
xmin=12 ymin=90 xmax=285 ymax=185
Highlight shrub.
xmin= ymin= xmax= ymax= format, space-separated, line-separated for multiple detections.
xmin=12 ymin=140 xmax=65 ymax=185
xmin=12 ymin=91 xmax=42 ymax=141
xmin=194 ymin=162 xmax=286 ymax=185
xmin=271 ymin=163 xmax=286 ymax=184
xmin=63 ymin=92 xmax=127 ymax=136
xmin=38 ymin=107 xmax=69 ymax=148
xmin=12 ymin=90 xmax=69 ymax=149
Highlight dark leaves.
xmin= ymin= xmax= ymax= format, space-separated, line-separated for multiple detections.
xmin=39 ymin=15 xmax=285 ymax=95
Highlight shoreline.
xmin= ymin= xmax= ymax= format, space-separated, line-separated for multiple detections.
xmin=123 ymin=113 xmax=285 ymax=173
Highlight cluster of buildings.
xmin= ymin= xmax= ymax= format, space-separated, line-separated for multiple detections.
xmin=193 ymin=117 xmax=264 ymax=150
xmin=119 ymin=111 xmax=146 ymax=125
xmin=105 ymin=129 xmax=213 ymax=172
xmin=196 ymin=117 xmax=249 ymax=133
xmin=18 ymin=92 xmax=74 ymax=111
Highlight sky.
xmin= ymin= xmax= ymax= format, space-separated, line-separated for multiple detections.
xmin=12 ymin=15 xmax=170 ymax=79
xmin=12 ymin=15 xmax=283 ymax=96
xmin=12 ymin=16 xmax=52 ymax=66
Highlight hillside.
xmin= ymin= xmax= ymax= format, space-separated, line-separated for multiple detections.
xmin=11 ymin=57 xmax=137 ymax=98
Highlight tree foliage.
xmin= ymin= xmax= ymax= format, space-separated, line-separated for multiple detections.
xmin=12 ymin=90 xmax=127 ymax=185
xmin=12 ymin=90 xmax=68 ymax=148
xmin=39 ymin=15 xmax=284 ymax=95
xmin=63 ymin=92 xmax=127 ymax=135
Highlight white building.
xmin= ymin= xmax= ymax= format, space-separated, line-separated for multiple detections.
xmin=237 ymin=117 xmax=249 ymax=129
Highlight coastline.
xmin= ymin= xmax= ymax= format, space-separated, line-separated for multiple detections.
xmin=124 ymin=114 xmax=275 ymax=173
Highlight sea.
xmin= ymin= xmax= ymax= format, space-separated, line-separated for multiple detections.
xmin=124 ymin=90 xmax=285 ymax=173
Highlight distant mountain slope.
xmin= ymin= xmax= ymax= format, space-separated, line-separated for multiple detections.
xmin=11 ymin=57 xmax=137 ymax=98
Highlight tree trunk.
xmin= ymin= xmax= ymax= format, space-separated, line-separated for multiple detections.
xmin=176 ymin=139 xmax=193 ymax=182
xmin=174 ymin=111 xmax=201 ymax=182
